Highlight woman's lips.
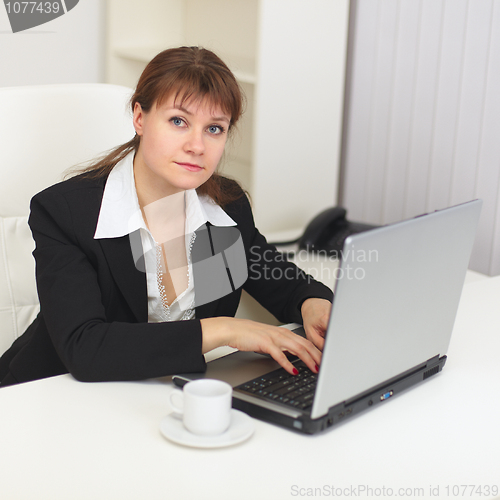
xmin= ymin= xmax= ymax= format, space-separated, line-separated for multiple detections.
xmin=176 ymin=162 xmax=203 ymax=172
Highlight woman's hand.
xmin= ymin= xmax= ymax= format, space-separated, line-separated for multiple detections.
xmin=300 ymin=298 xmax=332 ymax=351
xmin=200 ymin=317 xmax=321 ymax=375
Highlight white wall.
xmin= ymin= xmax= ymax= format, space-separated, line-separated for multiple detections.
xmin=251 ymin=0 xmax=349 ymax=233
xmin=0 ymin=0 xmax=104 ymax=87
xmin=342 ymin=0 xmax=500 ymax=276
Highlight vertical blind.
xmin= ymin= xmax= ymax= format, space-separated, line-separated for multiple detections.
xmin=342 ymin=0 xmax=500 ymax=275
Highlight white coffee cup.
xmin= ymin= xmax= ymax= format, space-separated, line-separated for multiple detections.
xmin=169 ymin=379 xmax=232 ymax=436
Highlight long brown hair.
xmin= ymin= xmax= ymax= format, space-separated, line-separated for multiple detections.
xmin=76 ymin=46 xmax=246 ymax=207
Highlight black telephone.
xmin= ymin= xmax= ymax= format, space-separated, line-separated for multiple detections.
xmin=269 ymin=206 xmax=378 ymax=255
xmin=295 ymin=206 xmax=378 ymax=254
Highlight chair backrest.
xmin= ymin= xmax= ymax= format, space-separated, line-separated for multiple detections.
xmin=0 ymin=84 xmax=135 ymax=356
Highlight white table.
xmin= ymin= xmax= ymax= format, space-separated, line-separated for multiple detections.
xmin=0 ymin=276 xmax=499 ymax=500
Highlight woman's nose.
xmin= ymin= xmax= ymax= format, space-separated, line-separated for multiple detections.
xmin=184 ymin=129 xmax=205 ymax=155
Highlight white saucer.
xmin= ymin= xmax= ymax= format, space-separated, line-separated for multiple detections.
xmin=160 ymin=409 xmax=255 ymax=448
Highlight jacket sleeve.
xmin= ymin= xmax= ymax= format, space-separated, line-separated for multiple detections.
xmin=29 ymin=188 xmax=206 ymax=382
xmin=228 ymin=194 xmax=333 ymax=324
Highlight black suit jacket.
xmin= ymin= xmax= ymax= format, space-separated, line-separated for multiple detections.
xmin=0 ymin=175 xmax=332 ymax=386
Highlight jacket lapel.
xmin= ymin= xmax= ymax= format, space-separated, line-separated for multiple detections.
xmin=75 ymin=176 xmax=147 ymax=323
xmin=192 ymin=224 xmax=221 ymax=319
xmin=99 ymin=232 xmax=148 ymax=323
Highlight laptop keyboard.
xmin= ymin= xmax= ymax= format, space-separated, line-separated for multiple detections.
xmin=235 ymin=360 xmax=317 ymax=412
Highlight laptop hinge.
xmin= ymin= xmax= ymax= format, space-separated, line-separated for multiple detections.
xmin=425 ymin=354 xmax=441 ymax=366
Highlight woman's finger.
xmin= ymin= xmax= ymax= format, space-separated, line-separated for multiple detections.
xmin=304 ymin=326 xmax=325 ymax=351
xmin=272 ymin=328 xmax=321 ymax=374
xmin=264 ymin=345 xmax=299 ymax=375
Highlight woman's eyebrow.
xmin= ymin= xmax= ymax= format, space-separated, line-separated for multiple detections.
xmin=172 ymin=105 xmax=230 ymax=124
xmin=211 ymin=115 xmax=231 ymax=124
xmin=172 ymin=105 xmax=193 ymax=115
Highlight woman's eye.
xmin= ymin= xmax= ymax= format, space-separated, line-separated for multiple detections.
xmin=171 ymin=117 xmax=185 ymax=127
xmin=208 ymin=125 xmax=224 ymax=135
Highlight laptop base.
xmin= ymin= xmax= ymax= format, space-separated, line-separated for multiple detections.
xmin=173 ymin=352 xmax=447 ymax=434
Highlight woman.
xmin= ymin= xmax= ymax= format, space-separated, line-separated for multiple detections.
xmin=0 ymin=47 xmax=332 ymax=387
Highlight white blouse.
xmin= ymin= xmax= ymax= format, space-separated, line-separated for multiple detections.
xmin=94 ymin=151 xmax=236 ymax=322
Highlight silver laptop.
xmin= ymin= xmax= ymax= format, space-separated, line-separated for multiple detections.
xmin=173 ymin=200 xmax=482 ymax=434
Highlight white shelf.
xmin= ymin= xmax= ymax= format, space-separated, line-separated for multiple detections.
xmin=114 ymin=47 xmax=256 ymax=85
xmin=113 ymin=47 xmax=164 ymax=64
xmin=220 ymin=54 xmax=256 ymax=85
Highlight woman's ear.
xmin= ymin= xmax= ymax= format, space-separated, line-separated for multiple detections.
xmin=132 ymin=102 xmax=144 ymax=136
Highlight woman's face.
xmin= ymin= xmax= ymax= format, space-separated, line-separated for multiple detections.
xmin=132 ymin=94 xmax=231 ymax=202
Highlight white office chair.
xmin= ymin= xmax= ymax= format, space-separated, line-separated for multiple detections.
xmin=0 ymin=84 xmax=135 ymax=356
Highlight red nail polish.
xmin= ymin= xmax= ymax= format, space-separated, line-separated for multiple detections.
xmin=315 ymin=365 xmax=320 ymax=372
xmin=293 ymin=368 xmax=299 ymax=375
